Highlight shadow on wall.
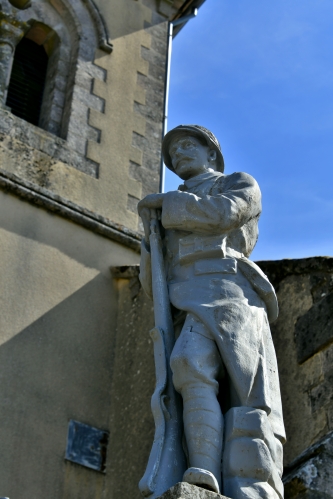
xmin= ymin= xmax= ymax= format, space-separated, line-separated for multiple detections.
xmin=0 ymin=274 xmax=115 ymax=498
xmin=0 ymin=191 xmax=133 ymax=498
xmin=96 ymin=0 xmax=166 ymax=42
xmin=0 ymin=192 xmax=121 ymax=273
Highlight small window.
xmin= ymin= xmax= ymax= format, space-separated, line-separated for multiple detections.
xmin=6 ymin=37 xmax=48 ymax=127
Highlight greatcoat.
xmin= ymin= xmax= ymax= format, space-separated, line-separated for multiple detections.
xmin=140 ymin=170 xmax=286 ymax=444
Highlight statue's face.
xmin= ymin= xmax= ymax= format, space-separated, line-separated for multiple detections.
xmin=169 ymin=135 xmax=216 ymax=180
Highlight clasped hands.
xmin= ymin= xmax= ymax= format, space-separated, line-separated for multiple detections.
xmin=138 ymin=193 xmax=165 ymax=245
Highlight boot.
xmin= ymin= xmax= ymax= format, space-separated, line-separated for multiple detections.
xmin=223 ymin=407 xmax=284 ymax=499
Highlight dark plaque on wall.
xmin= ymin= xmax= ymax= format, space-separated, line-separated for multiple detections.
xmin=65 ymin=420 xmax=109 ymax=473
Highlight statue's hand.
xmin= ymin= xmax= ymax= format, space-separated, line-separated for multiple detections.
xmin=138 ymin=193 xmax=164 ymax=212
xmin=138 ymin=194 xmax=165 ymax=246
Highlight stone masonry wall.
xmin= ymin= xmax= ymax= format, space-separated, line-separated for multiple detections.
xmin=0 ymin=0 xmax=171 ymax=231
xmin=131 ymin=12 xmax=168 ymax=209
xmin=258 ymin=257 xmax=333 ymax=499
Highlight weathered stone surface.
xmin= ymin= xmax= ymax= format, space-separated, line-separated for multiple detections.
xmin=107 ymin=266 xmax=156 ymax=499
xmin=0 ymin=2 xmax=213 ymax=499
xmin=10 ymin=0 xmax=108 ymax=148
xmin=0 ymin=0 xmax=172 ymax=232
xmin=0 ymin=12 xmax=30 ymax=104
xmin=283 ymin=431 xmax=333 ymax=499
xmin=257 ymin=257 xmax=333 ymax=292
xmin=144 ymin=255 xmax=333 ymax=499
xmin=295 ymin=291 xmax=333 ymax=363
xmin=0 ymin=109 xmax=98 ymax=178
xmin=89 ymin=3 xmax=168 ymax=227
xmin=309 ymin=367 xmax=333 ymax=415
xmin=0 ymin=168 xmax=142 ymax=252
xmin=139 ymin=127 xmax=284 ymax=499
xmin=157 ymin=482 xmax=230 ymax=499
xmin=257 ymin=258 xmax=333 ymax=468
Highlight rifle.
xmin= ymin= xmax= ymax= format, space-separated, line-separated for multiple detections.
xmin=139 ymin=210 xmax=187 ymax=498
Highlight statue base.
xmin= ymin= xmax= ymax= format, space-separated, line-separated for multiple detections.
xmin=156 ymin=482 xmax=230 ymax=499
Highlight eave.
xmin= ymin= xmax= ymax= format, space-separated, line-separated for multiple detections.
xmin=172 ymin=0 xmax=207 ymax=36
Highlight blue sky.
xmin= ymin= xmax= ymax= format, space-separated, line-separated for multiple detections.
xmin=164 ymin=0 xmax=333 ymax=261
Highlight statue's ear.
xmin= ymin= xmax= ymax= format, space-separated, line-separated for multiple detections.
xmin=208 ymin=149 xmax=217 ymax=163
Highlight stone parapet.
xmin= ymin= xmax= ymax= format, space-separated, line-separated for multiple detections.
xmin=156 ymin=482 xmax=230 ymax=499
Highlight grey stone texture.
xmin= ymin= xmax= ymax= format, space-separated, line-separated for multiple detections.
xmin=2 ymin=0 xmax=106 ymax=153
xmin=0 ymin=2 xmax=224 ymax=499
xmin=130 ymin=19 xmax=169 ymax=207
xmin=0 ymin=0 xmax=183 ymax=233
xmin=0 ymin=168 xmax=141 ymax=252
xmin=156 ymin=482 xmax=229 ymax=499
xmin=1 ymin=0 xmax=173 ymax=231
xmin=6 ymin=1 xmax=332 ymax=498
xmin=139 ymin=126 xmax=284 ymax=499
xmin=295 ymin=289 xmax=333 ymax=364
xmin=0 ymin=108 xmax=98 ymax=179
xmin=0 ymin=12 xmax=30 ymax=104
xmin=258 ymin=257 xmax=333 ymax=499
xmin=3 ymin=254 xmax=321 ymax=499
xmin=108 ymin=265 xmax=156 ymax=499
xmin=283 ymin=431 xmax=333 ymax=499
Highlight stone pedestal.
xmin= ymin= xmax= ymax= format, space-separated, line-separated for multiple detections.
xmin=156 ymin=482 xmax=230 ymax=499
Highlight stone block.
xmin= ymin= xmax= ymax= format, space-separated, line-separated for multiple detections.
xmin=257 ymin=258 xmax=333 ymax=467
xmin=295 ymin=291 xmax=333 ymax=363
xmin=156 ymin=482 xmax=230 ymax=499
xmin=309 ymin=368 xmax=333 ymax=413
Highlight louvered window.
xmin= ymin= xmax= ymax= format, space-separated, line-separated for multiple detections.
xmin=6 ymin=37 xmax=48 ymax=127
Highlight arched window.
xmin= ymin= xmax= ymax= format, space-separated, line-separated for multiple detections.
xmin=3 ymin=0 xmax=112 ymax=158
xmin=6 ymin=37 xmax=48 ymax=127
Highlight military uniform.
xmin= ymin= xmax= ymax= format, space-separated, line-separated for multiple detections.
xmin=139 ymin=127 xmax=285 ymax=499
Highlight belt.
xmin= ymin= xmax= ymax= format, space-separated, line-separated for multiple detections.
xmin=178 ymin=234 xmax=243 ymax=265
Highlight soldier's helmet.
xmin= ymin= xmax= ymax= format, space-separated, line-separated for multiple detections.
xmin=162 ymin=124 xmax=225 ymax=173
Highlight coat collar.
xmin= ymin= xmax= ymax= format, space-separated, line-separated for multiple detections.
xmin=179 ymin=170 xmax=222 ymax=191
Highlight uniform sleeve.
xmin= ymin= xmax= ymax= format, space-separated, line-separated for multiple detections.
xmin=161 ymin=172 xmax=262 ymax=234
xmin=139 ymin=240 xmax=153 ymax=299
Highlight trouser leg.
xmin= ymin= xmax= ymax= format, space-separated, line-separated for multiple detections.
xmin=170 ymin=320 xmax=224 ymax=490
xmin=182 ymin=382 xmax=223 ymax=484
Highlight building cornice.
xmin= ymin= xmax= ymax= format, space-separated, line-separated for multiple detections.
xmin=0 ymin=168 xmax=142 ymax=253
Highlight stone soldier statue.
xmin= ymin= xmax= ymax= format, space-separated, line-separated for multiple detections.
xmin=138 ymin=125 xmax=285 ymax=499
